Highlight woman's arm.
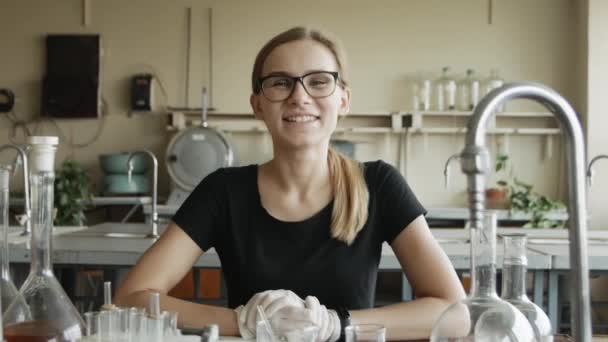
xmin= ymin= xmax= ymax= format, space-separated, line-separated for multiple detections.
xmin=113 ymin=222 xmax=240 ymax=336
xmin=350 ymin=215 xmax=466 ymax=340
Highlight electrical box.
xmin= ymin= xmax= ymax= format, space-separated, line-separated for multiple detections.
xmin=42 ymin=34 xmax=101 ymax=119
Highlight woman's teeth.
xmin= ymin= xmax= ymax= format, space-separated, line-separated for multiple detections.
xmin=284 ymin=115 xmax=318 ymax=123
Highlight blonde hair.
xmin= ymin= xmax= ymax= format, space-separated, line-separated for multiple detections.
xmin=252 ymin=27 xmax=369 ymax=245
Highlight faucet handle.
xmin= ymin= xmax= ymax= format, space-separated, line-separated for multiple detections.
xmin=15 ymin=213 xmax=29 ymax=226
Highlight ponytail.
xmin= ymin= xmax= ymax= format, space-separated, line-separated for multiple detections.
xmin=328 ymin=148 xmax=369 ymax=245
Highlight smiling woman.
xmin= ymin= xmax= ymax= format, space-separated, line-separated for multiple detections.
xmin=114 ymin=26 xmax=465 ymax=341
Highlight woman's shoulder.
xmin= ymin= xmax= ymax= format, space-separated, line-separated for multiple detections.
xmin=196 ymin=164 xmax=258 ymax=190
xmin=362 ymin=159 xmax=400 ymax=180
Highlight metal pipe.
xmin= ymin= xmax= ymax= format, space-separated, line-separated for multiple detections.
xmin=0 ymin=144 xmax=31 ymax=236
xmin=461 ymin=82 xmax=591 ymax=341
xmin=127 ymin=150 xmax=159 ymax=238
xmin=443 ymin=153 xmax=461 ymax=189
xmin=586 ymin=154 xmax=608 ymax=187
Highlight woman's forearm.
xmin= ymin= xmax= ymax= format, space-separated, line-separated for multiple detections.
xmin=114 ymin=290 xmax=240 ymax=336
xmin=350 ymin=297 xmax=454 ymax=340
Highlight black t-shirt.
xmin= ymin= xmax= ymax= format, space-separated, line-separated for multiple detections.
xmin=172 ymin=160 xmax=426 ymax=310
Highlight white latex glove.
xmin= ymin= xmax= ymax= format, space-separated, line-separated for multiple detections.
xmin=271 ymin=296 xmax=340 ymax=342
xmin=304 ymin=296 xmax=340 ymax=342
xmin=235 ymin=289 xmax=305 ymax=339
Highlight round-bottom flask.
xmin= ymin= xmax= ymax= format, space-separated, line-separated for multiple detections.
xmin=3 ymin=137 xmax=84 ymax=341
xmin=501 ymin=233 xmax=553 ymax=341
xmin=431 ymin=212 xmax=536 ymax=341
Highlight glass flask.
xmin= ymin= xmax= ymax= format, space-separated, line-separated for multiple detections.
xmin=0 ymin=165 xmax=29 ymax=320
xmin=3 ymin=136 xmax=85 ymax=341
xmin=501 ymin=233 xmax=553 ymax=341
xmin=430 ymin=212 xmax=536 ymax=341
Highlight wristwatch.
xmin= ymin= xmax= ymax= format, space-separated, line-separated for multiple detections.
xmin=335 ymin=307 xmax=352 ymax=339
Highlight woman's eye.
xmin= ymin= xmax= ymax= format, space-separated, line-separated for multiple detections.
xmin=270 ymin=78 xmax=291 ymax=88
xmin=308 ymin=79 xmax=329 ymax=87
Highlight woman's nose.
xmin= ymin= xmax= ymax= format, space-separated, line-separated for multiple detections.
xmin=288 ymin=80 xmax=312 ymax=104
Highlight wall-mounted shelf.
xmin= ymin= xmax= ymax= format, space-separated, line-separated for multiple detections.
xmin=164 ymin=110 xmax=561 ymax=136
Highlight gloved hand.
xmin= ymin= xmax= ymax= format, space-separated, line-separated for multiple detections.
xmin=271 ymin=296 xmax=340 ymax=342
xmin=234 ymin=289 xmax=305 ymax=339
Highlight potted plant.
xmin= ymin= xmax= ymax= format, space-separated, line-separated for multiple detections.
xmin=54 ymin=159 xmax=92 ymax=226
xmin=485 ymin=154 xmax=510 ymax=209
xmin=490 ymin=154 xmax=566 ymax=228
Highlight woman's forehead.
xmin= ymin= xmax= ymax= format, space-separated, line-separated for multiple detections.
xmin=261 ymin=39 xmax=339 ymax=76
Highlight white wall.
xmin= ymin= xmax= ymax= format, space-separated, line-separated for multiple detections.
xmin=587 ymin=0 xmax=608 ymax=229
xmin=0 ymin=0 xmax=580 ymax=212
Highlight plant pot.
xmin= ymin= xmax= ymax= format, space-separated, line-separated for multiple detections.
xmin=485 ymin=187 xmax=509 ymax=209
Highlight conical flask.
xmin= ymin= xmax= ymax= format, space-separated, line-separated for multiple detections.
xmin=3 ymin=136 xmax=85 ymax=341
xmin=501 ymin=233 xmax=552 ymax=341
xmin=0 ymin=165 xmax=29 ymax=319
xmin=430 ymin=212 xmax=536 ymax=341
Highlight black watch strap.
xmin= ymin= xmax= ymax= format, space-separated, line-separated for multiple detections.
xmin=336 ymin=307 xmax=351 ymax=340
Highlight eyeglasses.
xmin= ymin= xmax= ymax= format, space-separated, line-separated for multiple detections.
xmin=257 ymin=71 xmax=340 ymax=102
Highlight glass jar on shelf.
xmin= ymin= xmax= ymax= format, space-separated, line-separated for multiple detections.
xmin=435 ymin=67 xmax=456 ymax=111
xmin=501 ymin=233 xmax=553 ymax=341
xmin=430 ymin=212 xmax=535 ymax=341
xmin=485 ymin=68 xmax=506 ymax=112
xmin=410 ymin=71 xmax=431 ymax=112
xmin=3 ymin=136 xmax=85 ymax=341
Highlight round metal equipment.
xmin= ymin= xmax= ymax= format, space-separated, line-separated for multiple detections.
xmin=165 ymin=126 xmax=234 ymax=191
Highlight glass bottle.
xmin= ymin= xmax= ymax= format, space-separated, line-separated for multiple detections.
xmin=430 ymin=212 xmax=536 ymax=341
xmin=435 ymin=67 xmax=456 ymax=111
xmin=485 ymin=68 xmax=505 ymax=112
xmin=3 ymin=136 xmax=85 ymax=341
xmin=457 ymin=73 xmax=470 ymax=112
xmin=467 ymin=69 xmax=480 ymax=110
xmin=501 ymin=233 xmax=553 ymax=341
xmin=0 ymin=165 xmax=29 ymax=320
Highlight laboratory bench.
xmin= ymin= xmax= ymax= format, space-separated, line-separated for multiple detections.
xmin=5 ymin=223 xmax=608 ymax=334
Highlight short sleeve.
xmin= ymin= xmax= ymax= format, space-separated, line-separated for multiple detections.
xmin=171 ymin=168 xmax=227 ymax=251
xmin=371 ymin=161 xmax=427 ymax=243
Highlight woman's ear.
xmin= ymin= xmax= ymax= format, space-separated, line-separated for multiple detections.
xmin=250 ymin=94 xmax=264 ymax=120
xmin=339 ymin=87 xmax=351 ymax=117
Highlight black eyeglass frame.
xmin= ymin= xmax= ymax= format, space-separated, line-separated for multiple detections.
xmin=256 ymin=71 xmax=341 ymax=102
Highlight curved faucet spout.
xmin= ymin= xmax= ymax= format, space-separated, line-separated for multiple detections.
xmin=586 ymin=154 xmax=608 ymax=187
xmin=461 ymin=82 xmax=591 ymax=341
xmin=443 ymin=153 xmax=461 ymax=189
xmin=127 ymin=150 xmax=159 ymax=238
xmin=0 ymin=144 xmax=31 ymax=236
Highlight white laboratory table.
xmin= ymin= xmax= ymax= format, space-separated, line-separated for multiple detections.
xmin=526 ymin=240 xmax=608 ymax=333
xmin=7 ymin=224 xmax=552 ymax=310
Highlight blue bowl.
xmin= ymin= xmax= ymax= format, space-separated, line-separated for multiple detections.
xmin=99 ymin=153 xmax=149 ymax=174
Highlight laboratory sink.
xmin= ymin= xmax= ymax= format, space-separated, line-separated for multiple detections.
xmin=62 ymin=222 xmax=166 ymax=239
xmin=7 ymin=225 xmax=87 ymax=244
xmin=526 ymin=237 xmax=608 ymax=245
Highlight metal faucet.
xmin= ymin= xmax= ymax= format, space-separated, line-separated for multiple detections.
xmin=586 ymin=154 xmax=608 ymax=187
xmin=0 ymin=144 xmax=31 ymax=236
xmin=443 ymin=153 xmax=461 ymax=189
xmin=127 ymin=150 xmax=159 ymax=238
xmin=460 ymin=82 xmax=591 ymax=341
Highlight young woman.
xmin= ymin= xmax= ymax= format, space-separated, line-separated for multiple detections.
xmin=114 ymin=26 xmax=465 ymax=341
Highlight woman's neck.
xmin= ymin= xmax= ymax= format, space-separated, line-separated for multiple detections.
xmin=264 ymin=147 xmax=330 ymax=198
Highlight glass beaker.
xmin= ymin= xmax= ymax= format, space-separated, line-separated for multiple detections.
xmin=345 ymin=324 xmax=386 ymax=342
xmin=3 ymin=136 xmax=85 ymax=341
xmin=430 ymin=212 xmax=536 ymax=341
xmin=501 ymin=233 xmax=553 ymax=341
